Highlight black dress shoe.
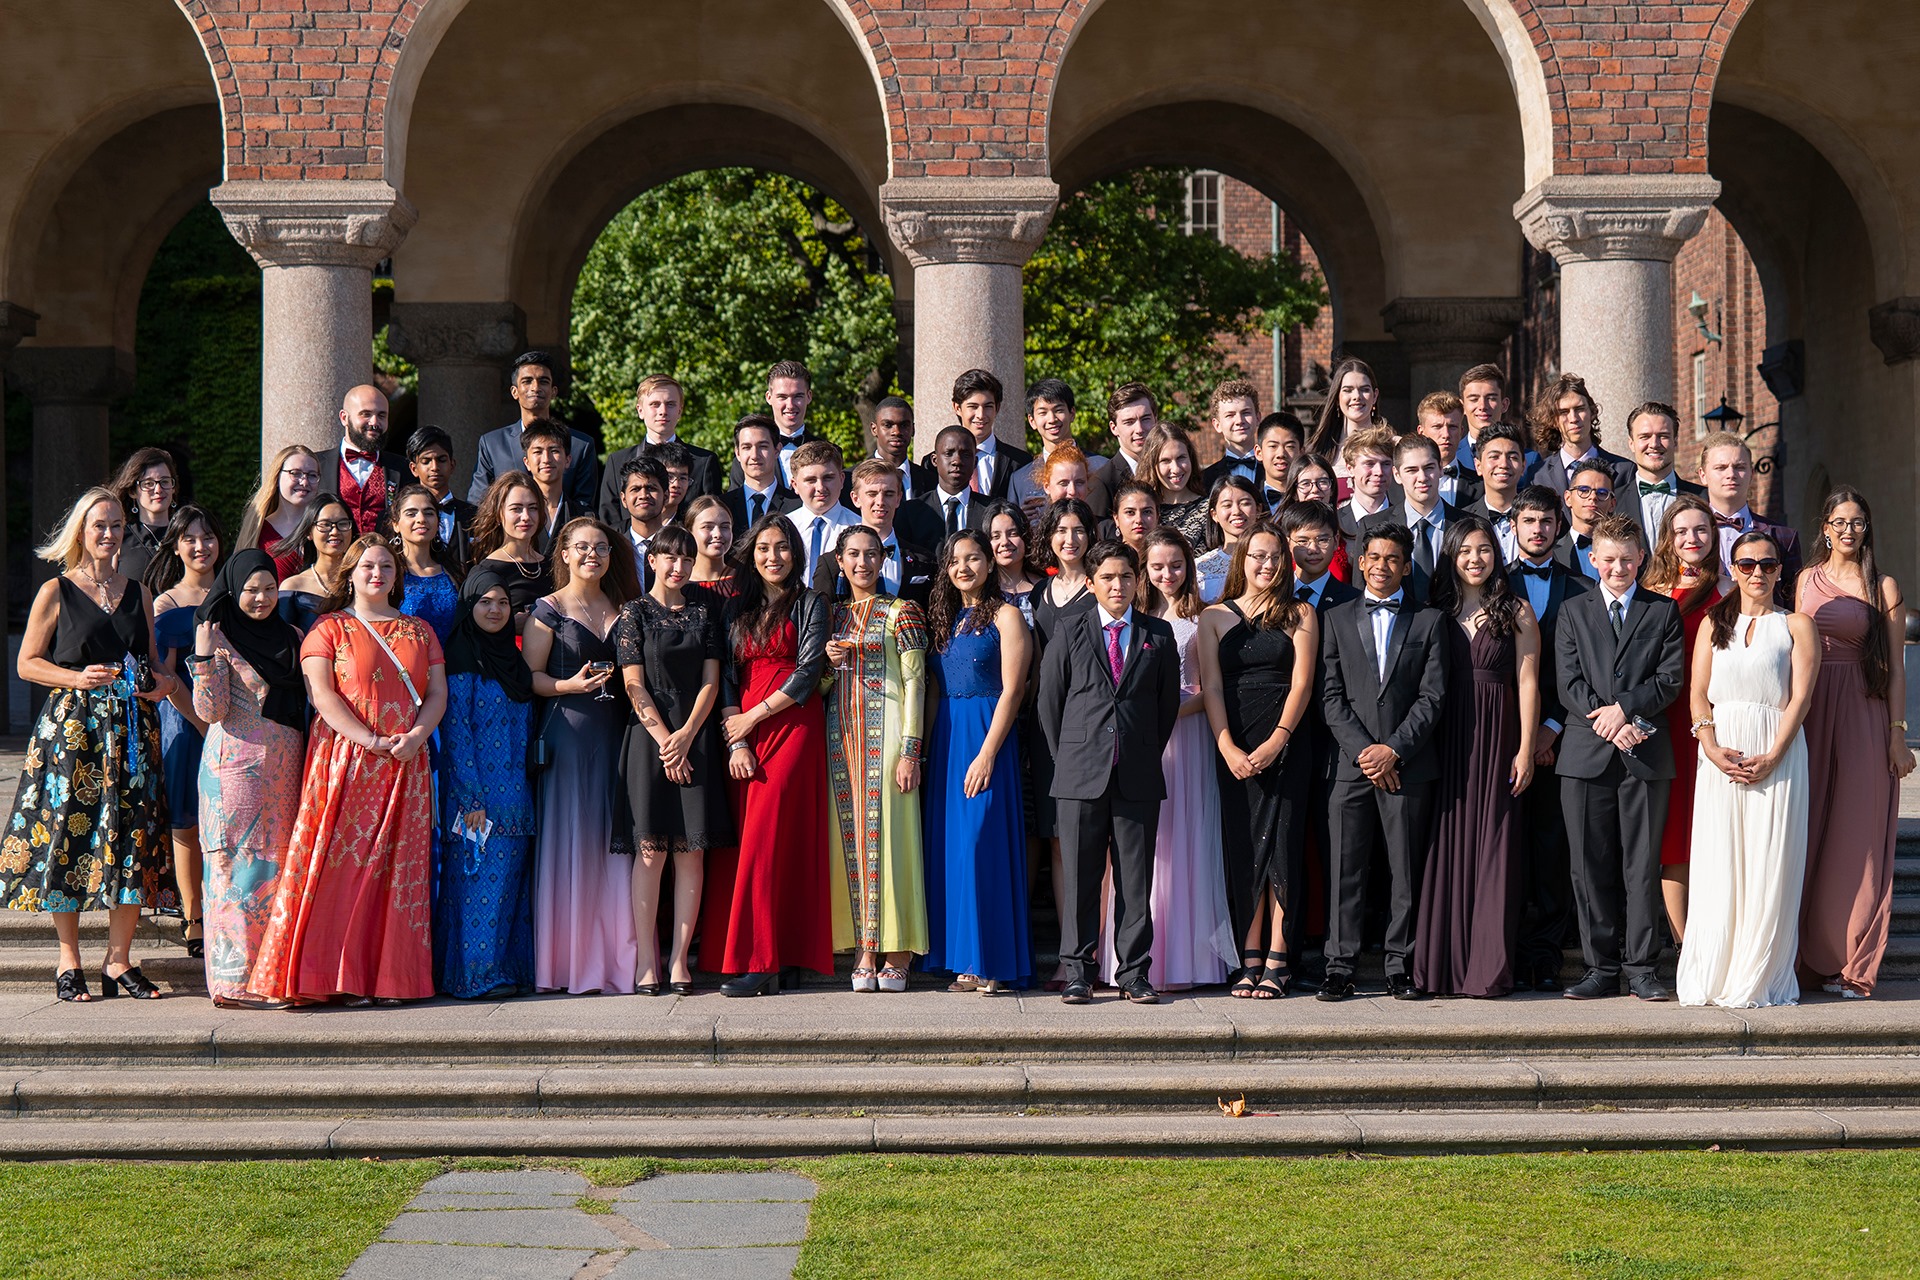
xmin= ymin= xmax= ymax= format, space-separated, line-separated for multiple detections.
xmin=1387 ymin=974 xmax=1428 ymax=1001
xmin=1511 ymin=970 xmax=1535 ymax=993
xmin=1060 ymin=980 xmax=1093 ymax=1004
xmin=1533 ymin=970 xmax=1563 ymax=994
xmin=1563 ymin=972 xmax=1617 ymax=1000
xmin=720 ymin=971 xmax=780 ymax=998
xmin=1119 ymin=978 xmax=1159 ymax=1004
xmin=1628 ymin=975 xmax=1672 ymax=1002
xmin=1316 ymin=974 xmax=1356 ymax=1002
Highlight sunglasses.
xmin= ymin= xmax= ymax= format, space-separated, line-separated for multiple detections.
xmin=1732 ymin=557 xmax=1781 ymax=575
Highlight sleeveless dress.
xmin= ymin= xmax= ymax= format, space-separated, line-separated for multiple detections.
xmin=1677 ymin=611 xmax=1808 ymax=1008
xmin=402 ymin=570 xmax=461 ymax=644
xmin=923 ymin=609 xmax=1031 ymax=984
xmin=1797 ymin=566 xmax=1898 ymax=995
xmin=1213 ymin=601 xmax=1308 ymax=949
xmin=1100 ymin=615 xmax=1234 ymax=987
xmin=615 ymin=594 xmax=732 ymax=855
xmin=1412 ymin=619 xmax=1523 ymax=997
xmin=0 ymin=578 xmax=169 ymax=912
xmin=154 ymin=603 xmax=204 ymax=833
xmin=1028 ymin=582 xmax=1094 ymax=841
xmin=529 ymin=598 xmax=636 ymax=994
xmin=1659 ymin=586 xmax=1722 ymax=866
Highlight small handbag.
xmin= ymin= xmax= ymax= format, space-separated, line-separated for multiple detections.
xmin=525 ymin=701 xmax=555 ymax=776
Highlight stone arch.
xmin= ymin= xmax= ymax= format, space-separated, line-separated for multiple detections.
xmin=1453 ymin=0 xmax=1557 ymax=188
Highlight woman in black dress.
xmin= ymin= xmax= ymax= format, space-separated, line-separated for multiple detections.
xmin=1412 ymin=514 xmax=1540 ymax=998
xmin=1199 ymin=525 xmax=1319 ymax=997
xmin=617 ymin=524 xmax=731 ymax=994
xmin=469 ymin=471 xmax=554 ymax=627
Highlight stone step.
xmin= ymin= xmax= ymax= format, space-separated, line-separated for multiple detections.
xmin=0 ymin=911 xmax=187 ymax=949
xmin=7 ymin=1056 xmax=1920 ymax=1122
xmin=3 ymin=1107 xmax=1918 ymax=1160
xmin=0 ymin=947 xmax=205 ymax=994
xmin=1896 ymin=854 xmax=1920 ymax=894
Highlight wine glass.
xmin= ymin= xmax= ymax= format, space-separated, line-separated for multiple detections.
xmin=588 ymin=660 xmax=616 ymax=701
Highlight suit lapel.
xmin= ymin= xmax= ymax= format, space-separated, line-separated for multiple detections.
xmin=1381 ymin=604 xmax=1409 ymax=686
xmin=1353 ymin=602 xmax=1382 ymax=683
xmin=1615 ymin=591 xmax=1654 ymax=653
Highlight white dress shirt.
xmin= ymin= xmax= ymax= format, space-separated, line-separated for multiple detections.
xmin=1599 ymin=580 xmax=1638 ymax=631
xmin=1347 ymin=493 xmax=1388 ymax=526
xmin=1558 ymin=442 xmax=1599 ymax=481
xmin=1636 ymin=472 xmax=1680 ymax=535
xmin=340 ymin=440 xmax=375 ymax=486
xmin=627 ymin=525 xmax=655 ymax=562
xmin=1095 ymin=603 xmax=1133 ymax=679
xmin=1483 ymin=501 xmax=1519 ymax=562
xmin=973 ymin=438 xmax=999 ymax=495
xmin=1362 ymin=588 xmax=1402 ymax=682
xmin=871 ymin=453 xmax=916 ymax=500
xmin=878 ymin=533 xmax=903 ymax=595
xmin=934 ymin=485 xmax=973 ymax=535
xmin=793 ymin=505 xmax=855 ymax=588
xmin=1713 ymin=504 xmax=1754 ymax=568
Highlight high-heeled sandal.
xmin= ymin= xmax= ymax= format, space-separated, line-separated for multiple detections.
xmin=55 ymin=969 xmax=92 ymax=1002
xmin=98 ymin=966 xmax=161 ymax=999
xmin=1253 ymin=951 xmax=1291 ymax=1000
xmin=851 ymin=967 xmax=878 ymax=993
xmin=1230 ymin=950 xmax=1264 ymax=998
xmin=182 ymin=918 xmax=204 ymax=961
xmin=877 ymin=965 xmax=908 ymax=993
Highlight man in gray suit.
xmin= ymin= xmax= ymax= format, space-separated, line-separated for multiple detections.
xmin=468 ymin=350 xmax=600 ymax=510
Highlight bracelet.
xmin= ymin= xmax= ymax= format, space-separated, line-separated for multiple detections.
xmin=729 ymin=740 xmax=750 ymax=753
xmin=1893 ymin=720 xmax=1909 ymax=732
xmin=1690 ymin=717 xmax=1714 ymax=737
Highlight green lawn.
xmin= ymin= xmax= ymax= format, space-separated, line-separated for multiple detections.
xmin=0 ymin=1151 xmax=1915 ymax=1279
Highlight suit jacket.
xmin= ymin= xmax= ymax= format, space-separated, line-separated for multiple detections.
xmin=723 ymin=484 xmax=801 ymax=532
xmin=1552 ymin=529 xmax=1598 ymax=581
xmin=1622 ymin=473 xmax=1707 ymax=542
xmin=826 ymin=534 xmax=936 ymax=605
xmin=313 ymin=447 xmax=409 ymax=532
xmin=728 ymin=430 xmax=822 ymax=489
xmin=1358 ymin=501 xmax=1463 ymax=606
xmin=469 ymin=421 xmax=600 ymax=511
xmin=1036 ymin=608 xmax=1181 ymax=802
xmin=1301 ymin=576 xmax=1364 ymax=782
xmin=1526 ymin=446 xmax=1636 ymax=500
xmin=438 ymin=495 xmax=479 ymax=568
xmin=1007 ymin=451 xmax=1115 ymax=520
xmin=1507 ymin=559 xmax=1591 ymax=730
xmin=922 ymin=439 xmax=1034 ymax=503
xmin=599 ymin=438 xmax=724 ymax=526
xmin=1201 ymin=452 xmax=1262 ymax=495
xmin=915 ymin=487 xmax=992 ymax=538
xmin=1731 ymin=512 xmax=1803 ymax=608
xmin=1440 ymin=463 xmax=1484 ymax=509
xmin=1318 ymin=594 xmax=1449 ymax=785
xmin=1553 ymin=586 xmax=1685 ymax=781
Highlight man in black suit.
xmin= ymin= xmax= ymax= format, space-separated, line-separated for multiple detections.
xmin=1317 ymin=523 xmax=1449 ymax=1001
xmin=1554 ymin=514 xmax=1684 ymax=1002
xmin=1037 ymin=539 xmax=1182 ymax=1005
xmin=1415 ymin=391 xmax=1484 ymax=509
xmin=316 ymin=383 xmax=409 ymax=535
xmin=404 ymin=425 xmax=477 ymax=566
xmin=1551 ymin=458 xmax=1617 ymax=581
xmin=1359 ymin=434 xmax=1460 ymax=606
xmin=1254 ymin=412 xmax=1305 ymax=515
xmin=469 ymin=351 xmax=601 ymax=510
xmin=722 ymin=414 xmax=800 ymax=533
xmin=1465 ymin=425 xmax=1530 ymax=563
xmin=599 ymin=373 xmax=723 ymax=526
xmin=1699 ymin=431 xmax=1801 ymax=606
xmin=1508 ymin=484 xmax=1590 ymax=991
xmin=843 ymin=460 xmax=936 ymax=604
xmin=917 ymin=425 xmax=991 ymax=539
xmin=925 ymin=368 xmax=1031 ymax=502
xmin=1622 ymin=401 xmax=1705 ymax=545
xmin=1524 ymin=371 xmax=1635 ymax=500
xmin=856 ymin=396 xmax=943 ymax=549
xmin=727 ymin=360 xmax=823 ymax=489
xmin=614 ymin=454 xmax=670 ymax=591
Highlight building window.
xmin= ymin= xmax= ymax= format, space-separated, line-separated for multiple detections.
xmin=1185 ymin=171 xmax=1221 ymax=240
xmin=1692 ymin=352 xmax=1708 ymax=438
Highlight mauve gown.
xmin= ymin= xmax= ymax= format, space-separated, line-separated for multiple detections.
xmin=1797 ymin=566 xmax=1898 ymax=995
xmin=1412 ymin=619 xmax=1522 ymax=997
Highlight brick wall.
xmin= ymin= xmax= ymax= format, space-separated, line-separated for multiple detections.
xmin=1671 ymin=206 xmax=1777 ymax=510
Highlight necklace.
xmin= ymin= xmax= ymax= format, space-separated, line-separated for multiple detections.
xmin=74 ymin=563 xmax=121 ymax=610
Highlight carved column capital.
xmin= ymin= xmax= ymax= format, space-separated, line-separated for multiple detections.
xmin=1869 ymin=298 xmax=1920 ymax=366
xmin=880 ymin=177 xmax=1059 ymax=268
xmin=1382 ymin=296 xmax=1524 ymax=363
xmin=387 ymin=302 xmax=527 ymax=367
xmin=211 ymin=180 xmax=418 ymax=270
xmin=1515 ymin=175 xmax=1721 ymax=264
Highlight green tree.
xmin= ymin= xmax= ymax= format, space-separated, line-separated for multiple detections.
xmin=1024 ymin=167 xmax=1325 ymax=450
xmin=569 ymin=169 xmax=899 ymax=460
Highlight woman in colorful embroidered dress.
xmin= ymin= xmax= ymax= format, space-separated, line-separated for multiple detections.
xmin=703 ymin=512 xmax=832 ymax=997
xmin=824 ymin=524 xmax=930 ymax=992
xmin=436 ymin=563 xmax=537 ymax=998
xmin=188 ymin=550 xmax=308 ymax=1006
xmin=2 ymin=488 xmax=176 ymax=1002
xmin=146 ymin=504 xmax=225 ymax=954
xmin=391 ymin=483 xmax=463 ymax=643
xmin=248 ymin=535 xmax=445 ymax=1005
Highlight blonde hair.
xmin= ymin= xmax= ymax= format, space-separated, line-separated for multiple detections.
xmin=1699 ymin=430 xmax=1750 ymax=463
xmin=37 ymin=486 xmax=123 ymax=570
xmin=238 ymin=444 xmax=320 ymax=551
xmin=1340 ymin=425 xmax=1399 ymax=468
xmin=1416 ymin=390 xmax=1463 ymax=421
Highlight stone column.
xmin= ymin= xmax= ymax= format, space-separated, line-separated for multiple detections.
xmin=9 ymin=345 xmax=134 ymax=560
xmin=0 ymin=302 xmax=37 ymax=731
xmin=880 ymin=177 xmax=1057 ymax=457
xmin=386 ymin=302 xmax=526 ymax=493
xmin=1382 ymin=297 xmax=1524 ymax=406
xmin=1869 ymin=299 xmax=1920 ymax=603
xmin=1516 ymin=176 xmax=1719 ymax=452
xmin=211 ymin=180 xmax=417 ymax=464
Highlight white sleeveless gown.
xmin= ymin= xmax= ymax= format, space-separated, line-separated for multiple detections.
xmin=1676 ymin=611 xmax=1808 ymax=1008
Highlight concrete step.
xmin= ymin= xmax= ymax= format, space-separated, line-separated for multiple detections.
xmin=1897 ymin=855 xmax=1920 ymax=895
xmin=0 ymin=910 xmax=187 ymax=950
xmin=1895 ymin=893 xmax=1920 ymax=932
xmin=0 ymin=947 xmax=204 ymax=994
xmin=7 ymin=1056 xmax=1920 ymax=1121
xmin=3 ymin=1108 xmax=1919 ymax=1159
xmin=1884 ymin=935 xmax=1920 ymax=979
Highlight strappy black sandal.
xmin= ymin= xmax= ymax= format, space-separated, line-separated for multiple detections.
xmin=1230 ymin=950 xmax=1264 ymax=998
xmin=1253 ymin=951 xmax=1291 ymax=1000
xmin=98 ymin=966 xmax=162 ymax=999
xmin=55 ymin=969 xmax=92 ymax=1003
xmin=183 ymin=917 xmax=205 ymax=960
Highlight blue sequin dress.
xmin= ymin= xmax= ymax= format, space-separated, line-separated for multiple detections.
xmin=153 ymin=604 xmax=203 ymax=832
xmin=435 ymin=671 xmax=536 ymax=997
xmin=403 ymin=570 xmax=461 ymax=644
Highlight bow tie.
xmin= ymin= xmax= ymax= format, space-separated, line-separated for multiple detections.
xmin=1515 ymin=561 xmax=1553 ymax=579
xmin=343 ymin=448 xmax=375 ymax=463
xmin=1713 ymin=512 xmax=1745 ymax=530
xmin=1574 ymin=534 xmax=1593 ymax=549
xmin=1638 ymin=479 xmax=1671 ymax=497
xmin=1264 ymin=488 xmax=1286 ymax=507
xmin=1366 ymin=596 xmax=1401 ymax=613
xmin=1441 ymin=465 xmax=1460 ymax=479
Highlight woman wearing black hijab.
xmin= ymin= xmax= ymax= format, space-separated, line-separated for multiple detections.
xmin=186 ymin=549 xmax=309 ymax=1005
xmin=434 ymin=561 xmax=538 ymax=997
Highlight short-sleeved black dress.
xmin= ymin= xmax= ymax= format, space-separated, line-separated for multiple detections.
xmin=616 ymin=594 xmax=733 ymax=854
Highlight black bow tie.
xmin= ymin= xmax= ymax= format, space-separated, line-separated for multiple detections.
xmin=1441 ymin=465 xmax=1460 ymax=479
xmin=1515 ymin=561 xmax=1553 ymax=579
xmin=1575 ymin=534 xmax=1593 ymax=549
xmin=1264 ymin=488 xmax=1286 ymax=507
xmin=1366 ymin=597 xmax=1401 ymax=613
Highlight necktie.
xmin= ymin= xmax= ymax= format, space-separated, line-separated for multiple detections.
xmin=1106 ymin=620 xmax=1126 ymax=685
xmin=808 ymin=518 xmax=825 ymax=587
xmin=1296 ymin=585 xmax=1314 ymax=603
xmin=1609 ymin=599 xmax=1625 ymax=639
xmin=1638 ymin=479 xmax=1670 ymax=497
xmin=945 ymin=497 xmax=960 ymax=536
xmin=1415 ymin=521 xmax=1437 ymax=574
xmin=749 ymin=492 xmax=766 ymax=525
xmin=1713 ymin=511 xmax=1744 ymax=530
xmin=1565 ymin=458 xmax=1581 ymax=480
xmin=1366 ymin=597 xmax=1400 ymax=613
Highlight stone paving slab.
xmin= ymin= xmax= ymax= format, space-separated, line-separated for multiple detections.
xmin=408 ymin=1191 xmax=589 ymax=1210
xmin=615 ymin=1201 xmax=812 ymax=1248
xmin=604 ymin=1247 xmax=801 ymax=1279
xmin=380 ymin=1209 xmax=625 ymax=1249
xmin=345 ymin=1243 xmax=598 ymax=1280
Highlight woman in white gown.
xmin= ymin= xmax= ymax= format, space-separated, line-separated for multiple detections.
xmin=1678 ymin=530 xmax=1818 ymax=1008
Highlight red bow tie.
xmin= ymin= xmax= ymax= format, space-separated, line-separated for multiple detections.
xmin=343 ymin=448 xmax=375 ymax=463
xmin=1712 ymin=512 xmax=1744 ymax=530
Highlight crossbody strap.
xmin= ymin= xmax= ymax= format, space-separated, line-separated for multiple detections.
xmin=347 ymin=613 xmax=423 ymax=710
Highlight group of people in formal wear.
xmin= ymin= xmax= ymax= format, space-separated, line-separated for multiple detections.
xmin=2 ymin=350 xmax=1909 ymax=1011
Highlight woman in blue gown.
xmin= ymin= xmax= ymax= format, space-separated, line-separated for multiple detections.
xmin=434 ymin=563 xmax=537 ymax=997
xmin=922 ymin=529 xmax=1032 ymax=992
xmin=392 ymin=484 xmax=464 ymax=643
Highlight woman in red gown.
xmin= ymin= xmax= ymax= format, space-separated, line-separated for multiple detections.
xmin=700 ymin=511 xmax=832 ymax=995
xmin=1642 ymin=495 xmax=1725 ymax=946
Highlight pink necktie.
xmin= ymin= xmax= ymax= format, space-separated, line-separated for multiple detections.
xmin=1106 ymin=621 xmax=1126 ymax=685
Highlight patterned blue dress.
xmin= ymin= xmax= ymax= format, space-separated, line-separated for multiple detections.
xmin=435 ymin=671 xmax=536 ymax=997
xmin=923 ymin=609 xmax=1031 ymax=983
xmin=403 ymin=570 xmax=461 ymax=644
xmin=153 ymin=604 xmax=203 ymax=834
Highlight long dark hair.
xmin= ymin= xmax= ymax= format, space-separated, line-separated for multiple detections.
xmin=1035 ymin=497 xmax=1097 ymax=574
xmin=142 ymin=504 xmax=227 ymax=595
xmin=281 ymin=493 xmax=350 ymax=576
xmin=1139 ymin=526 xmax=1203 ymax=620
xmin=982 ymin=499 xmax=1036 ymax=578
xmin=1308 ymin=356 xmax=1385 ymax=456
xmin=1804 ymin=486 xmax=1890 ymax=700
xmin=1643 ymin=494 xmax=1719 ymax=617
xmin=1708 ymin=530 xmax=1781 ymax=651
xmin=1429 ymin=513 xmax=1523 ymax=636
xmin=929 ymin=529 xmax=1006 ymax=650
xmin=384 ymin=483 xmax=465 ymax=582
xmin=550 ymin=515 xmax=640 ymax=606
xmin=110 ymin=446 xmax=178 ymax=527
xmin=727 ymin=511 xmax=805 ymax=652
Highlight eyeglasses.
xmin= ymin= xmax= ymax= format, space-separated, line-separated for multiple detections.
xmin=569 ymin=543 xmax=611 ymax=559
xmin=1295 ymin=478 xmax=1334 ymax=494
xmin=1290 ymin=535 xmax=1334 ymax=551
xmin=313 ymin=518 xmax=357 ymax=535
xmin=1569 ymin=485 xmax=1612 ymax=500
xmin=281 ymin=468 xmax=320 ymax=483
xmin=1732 ymin=558 xmax=1781 ymax=575
xmin=136 ymin=478 xmax=176 ymax=494
xmin=1826 ymin=518 xmax=1867 ymax=533
xmin=1245 ymin=551 xmax=1285 ymax=566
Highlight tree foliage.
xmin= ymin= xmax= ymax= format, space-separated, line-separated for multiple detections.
xmin=1024 ymin=167 xmax=1325 ymax=448
xmin=569 ymin=169 xmax=899 ymax=459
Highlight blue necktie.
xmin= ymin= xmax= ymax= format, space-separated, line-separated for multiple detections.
xmin=808 ymin=518 xmax=825 ymax=587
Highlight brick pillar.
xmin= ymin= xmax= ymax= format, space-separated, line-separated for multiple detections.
xmin=881 ymin=178 xmax=1058 ymax=457
xmin=9 ymin=346 xmax=133 ymax=560
xmin=1382 ymin=298 xmax=1524 ymax=407
xmin=0 ymin=303 xmax=38 ymax=730
xmin=386 ymin=302 xmax=526 ymax=494
xmin=1516 ymin=176 xmax=1719 ymax=451
xmin=212 ymin=180 xmax=417 ymax=464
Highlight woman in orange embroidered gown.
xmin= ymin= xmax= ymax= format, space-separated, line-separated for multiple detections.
xmin=248 ymin=535 xmax=447 ymax=1004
